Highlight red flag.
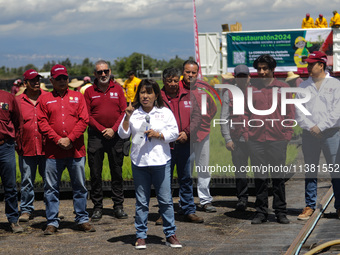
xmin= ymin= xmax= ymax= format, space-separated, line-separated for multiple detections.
xmin=193 ymin=0 xmax=202 ymax=80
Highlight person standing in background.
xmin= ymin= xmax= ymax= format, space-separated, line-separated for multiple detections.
xmin=161 ymin=67 xmax=204 ymax=223
xmin=84 ymin=60 xmax=128 ymax=221
xmin=220 ymin=65 xmax=251 ymax=211
xmin=180 ymin=60 xmax=217 ymax=213
xmin=16 ymin=69 xmax=47 ymax=222
xmin=123 ymin=70 xmax=141 ymax=104
xmin=0 ymin=89 xmax=23 ymax=233
xmin=302 ymin=13 xmax=314 ymax=29
xmin=37 ymin=64 xmax=95 ymax=235
xmin=315 ymin=14 xmax=327 ymax=28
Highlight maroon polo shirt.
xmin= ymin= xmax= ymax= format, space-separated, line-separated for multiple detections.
xmin=0 ymin=90 xmax=21 ymax=142
xmin=84 ymin=80 xmax=126 ymax=133
xmin=16 ymin=89 xmax=47 ymax=156
xmin=37 ymin=89 xmax=89 ymax=159
xmin=245 ymin=78 xmax=295 ymax=142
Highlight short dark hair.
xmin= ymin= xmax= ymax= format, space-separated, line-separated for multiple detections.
xmin=182 ymin=59 xmax=199 ymax=73
xmin=318 ymin=61 xmax=327 ymax=71
xmin=133 ymin=79 xmax=164 ymax=108
xmin=253 ymin=54 xmax=277 ymax=70
xmin=163 ymin=67 xmax=181 ymax=80
xmin=127 ymin=70 xmax=135 ymax=76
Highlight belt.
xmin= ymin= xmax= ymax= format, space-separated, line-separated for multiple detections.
xmin=0 ymin=140 xmax=5 ymax=146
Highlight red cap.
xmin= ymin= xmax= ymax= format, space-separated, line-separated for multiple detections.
xmin=305 ymin=51 xmax=327 ymax=64
xmin=306 ymin=13 xmax=310 ymax=17
xmin=50 ymin=64 xmax=68 ymax=78
xmin=23 ymin=69 xmax=42 ymax=80
xmin=319 ymin=14 xmax=323 ymax=17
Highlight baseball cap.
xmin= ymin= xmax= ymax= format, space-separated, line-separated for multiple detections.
xmin=304 ymin=51 xmax=327 ymax=64
xmin=319 ymin=14 xmax=323 ymax=17
xmin=306 ymin=13 xmax=310 ymax=17
xmin=234 ymin=65 xmax=250 ymax=76
xmin=23 ymin=69 xmax=42 ymax=80
xmin=50 ymin=64 xmax=68 ymax=78
xmin=83 ymin=76 xmax=91 ymax=82
xmin=13 ymin=79 xmax=22 ymax=85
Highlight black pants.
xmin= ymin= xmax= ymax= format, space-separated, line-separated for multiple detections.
xmin=231 ymin=141 xmax=249 ymax=202
xmin=248 ymin=140 xmax=288 ymax=216
xmin=88 ymin=130 xmax=125 ymax=210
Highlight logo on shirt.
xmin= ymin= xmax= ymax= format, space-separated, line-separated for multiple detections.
xmin=46 ymin=100 xmax=57 ymax=105
xmin=110 ymin=92 xmax=119 ymax=99
xmin=184 ymin=101 xmax=191 ymax=108
xmin=69 ymin=96 xmax=79 ymax=103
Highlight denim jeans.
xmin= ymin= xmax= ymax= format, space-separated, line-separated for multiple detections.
xmin=0 ymin=140 xmax=19 ymax=223
xmin=19 ymin=155 xmax=46 ymax=214
xmin=132 ymin=160 xmax=176 ymax=239
xmin=44 ymin=157 xmax=89 ymax=227
xmin=171 ymin=143 xmax=196 ymax=215
xmin=302 ymin=129 xmax=340 ymax=209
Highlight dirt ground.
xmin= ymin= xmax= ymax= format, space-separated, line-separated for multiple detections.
xmin=1 ymin=148 xmax=339 ymax=254
xmin=0 ymin=194 xmax=256 ymax=255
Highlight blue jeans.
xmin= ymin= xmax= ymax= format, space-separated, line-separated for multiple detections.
xmin=132 ymin=160 xmax=176 ymax=239
xmin=44 ymin=157 xmax=89 ymax=227
xmin=0 ymin=140 xmax=19 ymax=223
xmin=171 ymin=143 xmax=196 ymax=215
xmin=19 ymin=155 xmax=46 ymax=214
xmin=302 ymin=129 xmax=340 ymax=209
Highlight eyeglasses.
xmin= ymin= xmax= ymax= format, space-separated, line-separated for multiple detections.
xmin=96 ymin=69 xmax=110 ymax=75
xmin=55 ymin=75 xmax=68 ymax=81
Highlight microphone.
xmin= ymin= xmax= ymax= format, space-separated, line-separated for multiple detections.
xmin=145 ymin=115 xmax=151 ymax=142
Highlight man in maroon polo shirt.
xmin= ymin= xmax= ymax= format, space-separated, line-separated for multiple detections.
xmin=179 ymin=60 xmax=217 ymax=213
xmin=0 ymin=89 xmax=23 ymax=233
xmin=160 ymin=67 xmax=203 ymax=223
xmin=84 ymin=60 xmax=128 ymax=221
xmin=16 ymin=69 xmax=47 ymax=222
xmin=37 ymin=64 xmax=95 ymax=234
xmin=246 ymin=54 xmax=294 ymax=225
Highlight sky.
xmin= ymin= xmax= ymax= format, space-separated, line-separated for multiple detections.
xmin=1 ymin=0 xmax=340 ymax=68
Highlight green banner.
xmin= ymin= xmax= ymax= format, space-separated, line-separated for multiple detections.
xmin=227 ymin=29 xmax=331 ymax=72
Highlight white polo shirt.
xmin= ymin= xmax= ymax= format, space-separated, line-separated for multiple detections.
xmin=295 ymin=74 xmax=340 ymax=131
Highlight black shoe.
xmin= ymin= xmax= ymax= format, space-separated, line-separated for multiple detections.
xmin=251 ymin=213 xmax=267 ymax=224
xmin=114 ymin=208 xmax=128 ymax=219
xmin=276 ymin=214 xmax=290 ymax=224
xmin=236 ymin=200 xmax=247 ymax=211
xmin=91 ymin=209 xmax=102 ymax=222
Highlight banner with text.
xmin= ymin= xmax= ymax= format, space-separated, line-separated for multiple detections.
xmin=226 ymin=28 xmax=332 ymax=73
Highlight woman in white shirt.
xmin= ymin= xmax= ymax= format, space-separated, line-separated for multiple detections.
xmin=118 ymin=79 xmax=181 ymax=249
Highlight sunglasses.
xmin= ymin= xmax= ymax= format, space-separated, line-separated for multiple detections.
xmin=96 ymin=69 xmax=110 ymax=75
xmin=55 ymin=75 xmax=68 ymax=81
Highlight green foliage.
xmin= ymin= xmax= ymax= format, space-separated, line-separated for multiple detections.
xmin=0 ymin=53 xmax=191 ymax=80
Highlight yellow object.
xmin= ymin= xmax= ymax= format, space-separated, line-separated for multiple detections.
xmin=123 ymin=76 xmax=141 ymax=102
xmin=302 ymin=17 xmax=315 ymax=28
xmin=209 ymin=77 xmax=220 ymax=87
xmin=315 ymin=17 xmax=328 ymax=28
xmin=294 ymin=36 xmax=309 ymax=68
xmin=80 ymin=84 xmax=92 ymax=95
xmin=304 ymin=240 xmax=340 ymax=255
xmin=330 ymin=12 xmax=340 ymax=26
